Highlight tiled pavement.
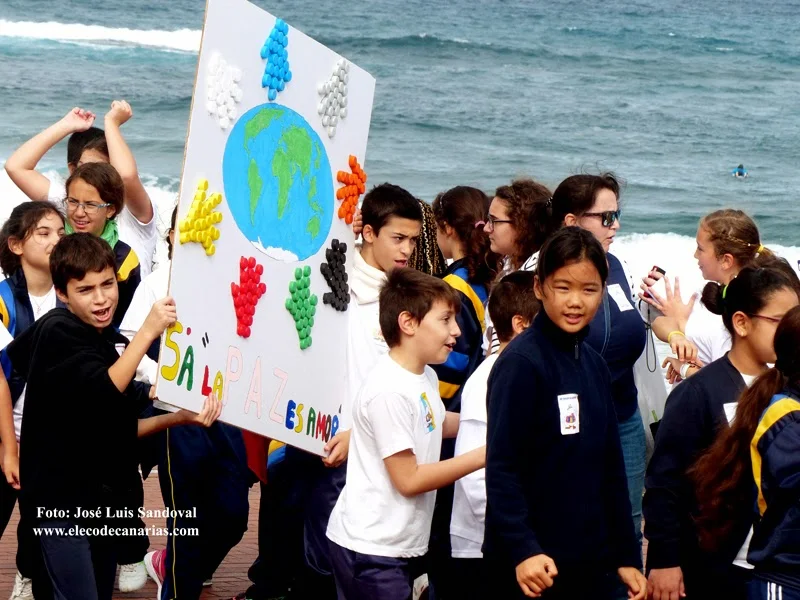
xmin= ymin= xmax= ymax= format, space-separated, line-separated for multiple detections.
xmin=0 ymin=471 xmax=259 ymax=600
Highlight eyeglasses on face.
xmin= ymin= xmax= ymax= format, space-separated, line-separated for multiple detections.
xmin=64 ymin=198 xmax=112 ymax=215
xmin=748 ymin=313 xmax=783 ymax=324
xmin=485 ymin=216 xmax=513 ymax=230
xmin=583 ymin=210 xmax=621 ymax=228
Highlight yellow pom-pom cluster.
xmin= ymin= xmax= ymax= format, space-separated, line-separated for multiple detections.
xmin=179 ymin=179 xmax=223 ymax=256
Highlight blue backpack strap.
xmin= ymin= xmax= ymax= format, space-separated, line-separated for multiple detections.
xmin=0 ymin=281 xmax=17 ymax=379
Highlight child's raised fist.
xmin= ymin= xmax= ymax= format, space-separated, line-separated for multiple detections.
xmin=105 ymin=100 xmax=133 ymax=127
xmin=60 ymin=107 xmax=96 ymax=133
xmin=142 ymin=296 xmax=177 ymax=341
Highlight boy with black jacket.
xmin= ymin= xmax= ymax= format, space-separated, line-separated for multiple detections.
xmin=7 ymin=233 xmax=219 ymax=600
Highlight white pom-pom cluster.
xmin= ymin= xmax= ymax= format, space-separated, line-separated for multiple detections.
xmin=206 ymin=52 xmax=243 ymax=130
xmin=317 ymin=59 xmax=350 ymax=138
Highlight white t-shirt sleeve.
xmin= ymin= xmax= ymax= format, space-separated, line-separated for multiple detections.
xmin=46 ymin=180 xmax=64 ymax=203
xmin=367 ymin=392 xmax=417 ymax=459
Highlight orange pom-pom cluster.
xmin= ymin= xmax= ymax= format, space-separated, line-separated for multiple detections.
xmin=335 ymin=155 xmax=367 ymax=225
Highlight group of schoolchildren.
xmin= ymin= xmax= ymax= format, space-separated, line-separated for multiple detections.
xmin=0 ymin=104 xmax=796 ymax=600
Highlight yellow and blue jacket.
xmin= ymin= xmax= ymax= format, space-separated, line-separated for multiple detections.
xmin=749 ymin=388 xmax=800 ymax=589
xmin=112 ymin=240 xmax=141 ymax=328
xmin=432 ymin=259 xmax=488 ymax=412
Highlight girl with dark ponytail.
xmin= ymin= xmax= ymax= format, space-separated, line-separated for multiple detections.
xmin=428 ymin=187 xmax=502 ymax=595
xmin=691 ymin=305 xmax=800 ymax=599
xmin=644 ymin=265 xmax=799 ymax=600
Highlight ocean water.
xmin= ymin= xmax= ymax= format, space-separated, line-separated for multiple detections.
xmin=1 ymin=0 xmax=799 ymax=275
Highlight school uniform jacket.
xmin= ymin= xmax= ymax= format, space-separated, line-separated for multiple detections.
xmin=113 ymin=239 xmax=141 ymax=329
xmin=0 ymin=269 xmax=65 ymax=404
xmin=483 ymin=311 xmax=641 ymax=574
xmin=748 ymin=386 xmax=800 ymax=590
xmin=431 ymin=259 xmax=488 ymax=412
xmin=7 ymin=308 xmax=150 ymax=521
xmin=644 ymin=355 xmax=751 ymax=574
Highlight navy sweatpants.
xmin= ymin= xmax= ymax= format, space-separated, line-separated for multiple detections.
xmin=157 ymin=423 xmax=251 ymax=600
xmin=328 ymin=540 xmax=425 ymax=600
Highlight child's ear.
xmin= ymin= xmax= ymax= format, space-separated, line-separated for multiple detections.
xmin=397 ymin=310 xmax=417 ymax=336
xmin=362 ymin=224 xmax=375 ymax=244
xmin=563 ymin=213 xmax=578 ymax=227
xmin=511 ymin=315 xmax=530 ymax=335
xmin=67 ymin=163 xmax=77 ymax=174
xmin=55 ymin=288 xmax=69 ymax=305
xmin=7 ymin=237 xmax=24 ymax=258
xmin=106 ymin=207 xmax=117 ymax=220
xmin=731 ymin=311 xmax=749 ymax=338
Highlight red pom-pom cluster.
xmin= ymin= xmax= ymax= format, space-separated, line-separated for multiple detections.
xmin=231 ymin=256 xmax=267 ymax=338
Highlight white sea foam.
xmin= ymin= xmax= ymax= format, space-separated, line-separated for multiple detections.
xmin=0 ymin=19 xmax=201 ymax=53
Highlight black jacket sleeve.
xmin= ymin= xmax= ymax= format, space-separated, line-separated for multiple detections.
xmin=603 ymin=381 xmax=643 ymax=569
xmin=643 ymin=380 xmax=709 ymax=569
xmin=486 ymin=350 xmax=544 ymax=567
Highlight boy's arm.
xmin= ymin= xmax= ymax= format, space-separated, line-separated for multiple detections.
xmin=443 ymin=411 xmax=460 ymax=439
xmin=138 ymin=392 xmax=221 ymax=437
xmin=104 ymin=101 xmax=154 ymax=223
xmin=0 ymin=371 xmax=19 ymax=489
xmin=5 ymin=108 xmax=96 ymax=200
xmin=384 ymin=447 xmax=485 ymax=498
xmin=109 ymin=298 xmax=176 ymax=392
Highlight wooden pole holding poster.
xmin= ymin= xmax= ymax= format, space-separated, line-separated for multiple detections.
xmin=155 ymin=0 xmax=376 ymax=457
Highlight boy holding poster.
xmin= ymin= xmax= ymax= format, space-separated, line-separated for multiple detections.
xmin=5 ymin=234 xmax=219 ymax=600
xmin=325 ymin=267 xmax=485 ymax=600
xmin=241 ymin=184 xmax=424 ymax=599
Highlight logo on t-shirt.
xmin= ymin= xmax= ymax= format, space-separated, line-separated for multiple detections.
xmin=420 ymin=392 xmax=436 ymax=433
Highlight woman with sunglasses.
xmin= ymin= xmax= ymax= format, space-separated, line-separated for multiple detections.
xmin=644 ymin=264 xmax=799 ymax=600
xmin=522 ymin=174 xmax=652 ymax=584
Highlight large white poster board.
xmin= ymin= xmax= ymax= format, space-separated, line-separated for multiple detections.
xmin=156 ymin=0 xmax=375 ymax=456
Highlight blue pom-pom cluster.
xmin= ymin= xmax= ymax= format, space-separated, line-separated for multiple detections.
xmin=260 ymin=19 xmax=292 ymax=102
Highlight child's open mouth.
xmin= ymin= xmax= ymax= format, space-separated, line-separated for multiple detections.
xmin=93 ymin=307 xmax=112 ymax=321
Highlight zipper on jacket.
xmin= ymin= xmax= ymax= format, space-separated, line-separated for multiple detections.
xmin=574 ymin=340 xmax=579 ymax=360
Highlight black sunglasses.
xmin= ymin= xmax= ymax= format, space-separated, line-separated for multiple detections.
xmin=583 ymin=210 xmax=620 ymax=228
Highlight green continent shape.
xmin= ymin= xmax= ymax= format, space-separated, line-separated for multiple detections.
xmin=244 ymin=107 xmax=284 ymax=149
xmin=247 ymin=159 xmax=263 ymax=224
xmin=309 ymin=177 xmax=322 ymax=213
xmin=271 ymin=126 xmax=313 ymax=219
xmin=306 ymin=215 xmax=321 ymax=239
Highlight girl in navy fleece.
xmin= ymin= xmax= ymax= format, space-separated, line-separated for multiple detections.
xmin=485 ymin=227 xmax=646 ymax=600
xmin=645 ymin=263 xmax=799 ymax=600
xmin=522 ymin=173 xmax=657 ymax=559
xmin=690 ymin=305 xmax=800 ymax=599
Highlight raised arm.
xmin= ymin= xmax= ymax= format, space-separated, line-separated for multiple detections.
xmin=5 ymin=108 xmax=96 ymax=200
xmin=109 ymin=297 xmax=176 ymax=392
xmin=104 ymin=101 xmax=154 ymax=223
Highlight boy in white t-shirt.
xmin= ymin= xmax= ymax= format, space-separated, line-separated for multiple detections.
xmin=326 ymin=267 xmax=485 ymax=600
xmin=5 ymin=103 xmax=158 ymax=277
xmin=449 ymin=270 xmax=539 ymax=598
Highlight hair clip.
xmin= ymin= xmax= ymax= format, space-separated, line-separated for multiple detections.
xmin=474 ymin=220 xmax=485 ymax=229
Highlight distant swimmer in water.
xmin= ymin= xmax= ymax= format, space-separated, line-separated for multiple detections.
xmin=731 ymin=164 xmax=748 ymax=178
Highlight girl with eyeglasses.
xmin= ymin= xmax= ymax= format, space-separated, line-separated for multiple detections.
xmin=524 ymin=173 xmax=655 ymax=579
xmin=690 ymin=305 xmax=800 ymax=600
xmin=482 ymin=178 xmax=552 ymax=355
xmin=0 ymin=202 xmax=65 ymax=599
xmin=644 ymin=264 xmax=799 ymax=600
xmin=60 ymin=162 xmax=141 ymax=327
xmin=641 ymin=209 xmax=775 ymax=381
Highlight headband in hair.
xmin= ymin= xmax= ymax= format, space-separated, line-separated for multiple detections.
xmin=722 ymin=284 xmax=728 ymax=300
xmin=474 ymin=221 xmax=485 ymax=229
xmin=757 ymin=244 xmax=765 ymax=254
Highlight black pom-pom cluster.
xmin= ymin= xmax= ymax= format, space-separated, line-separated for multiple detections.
xmin=321 ymin=239 xmax=349 ymax=311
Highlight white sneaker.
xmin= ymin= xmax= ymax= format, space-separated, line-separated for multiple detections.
xmin=118 ymin=561 xmax=148 ymax=592
xmin=8 ymin=571 xmax=33 ymax=600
